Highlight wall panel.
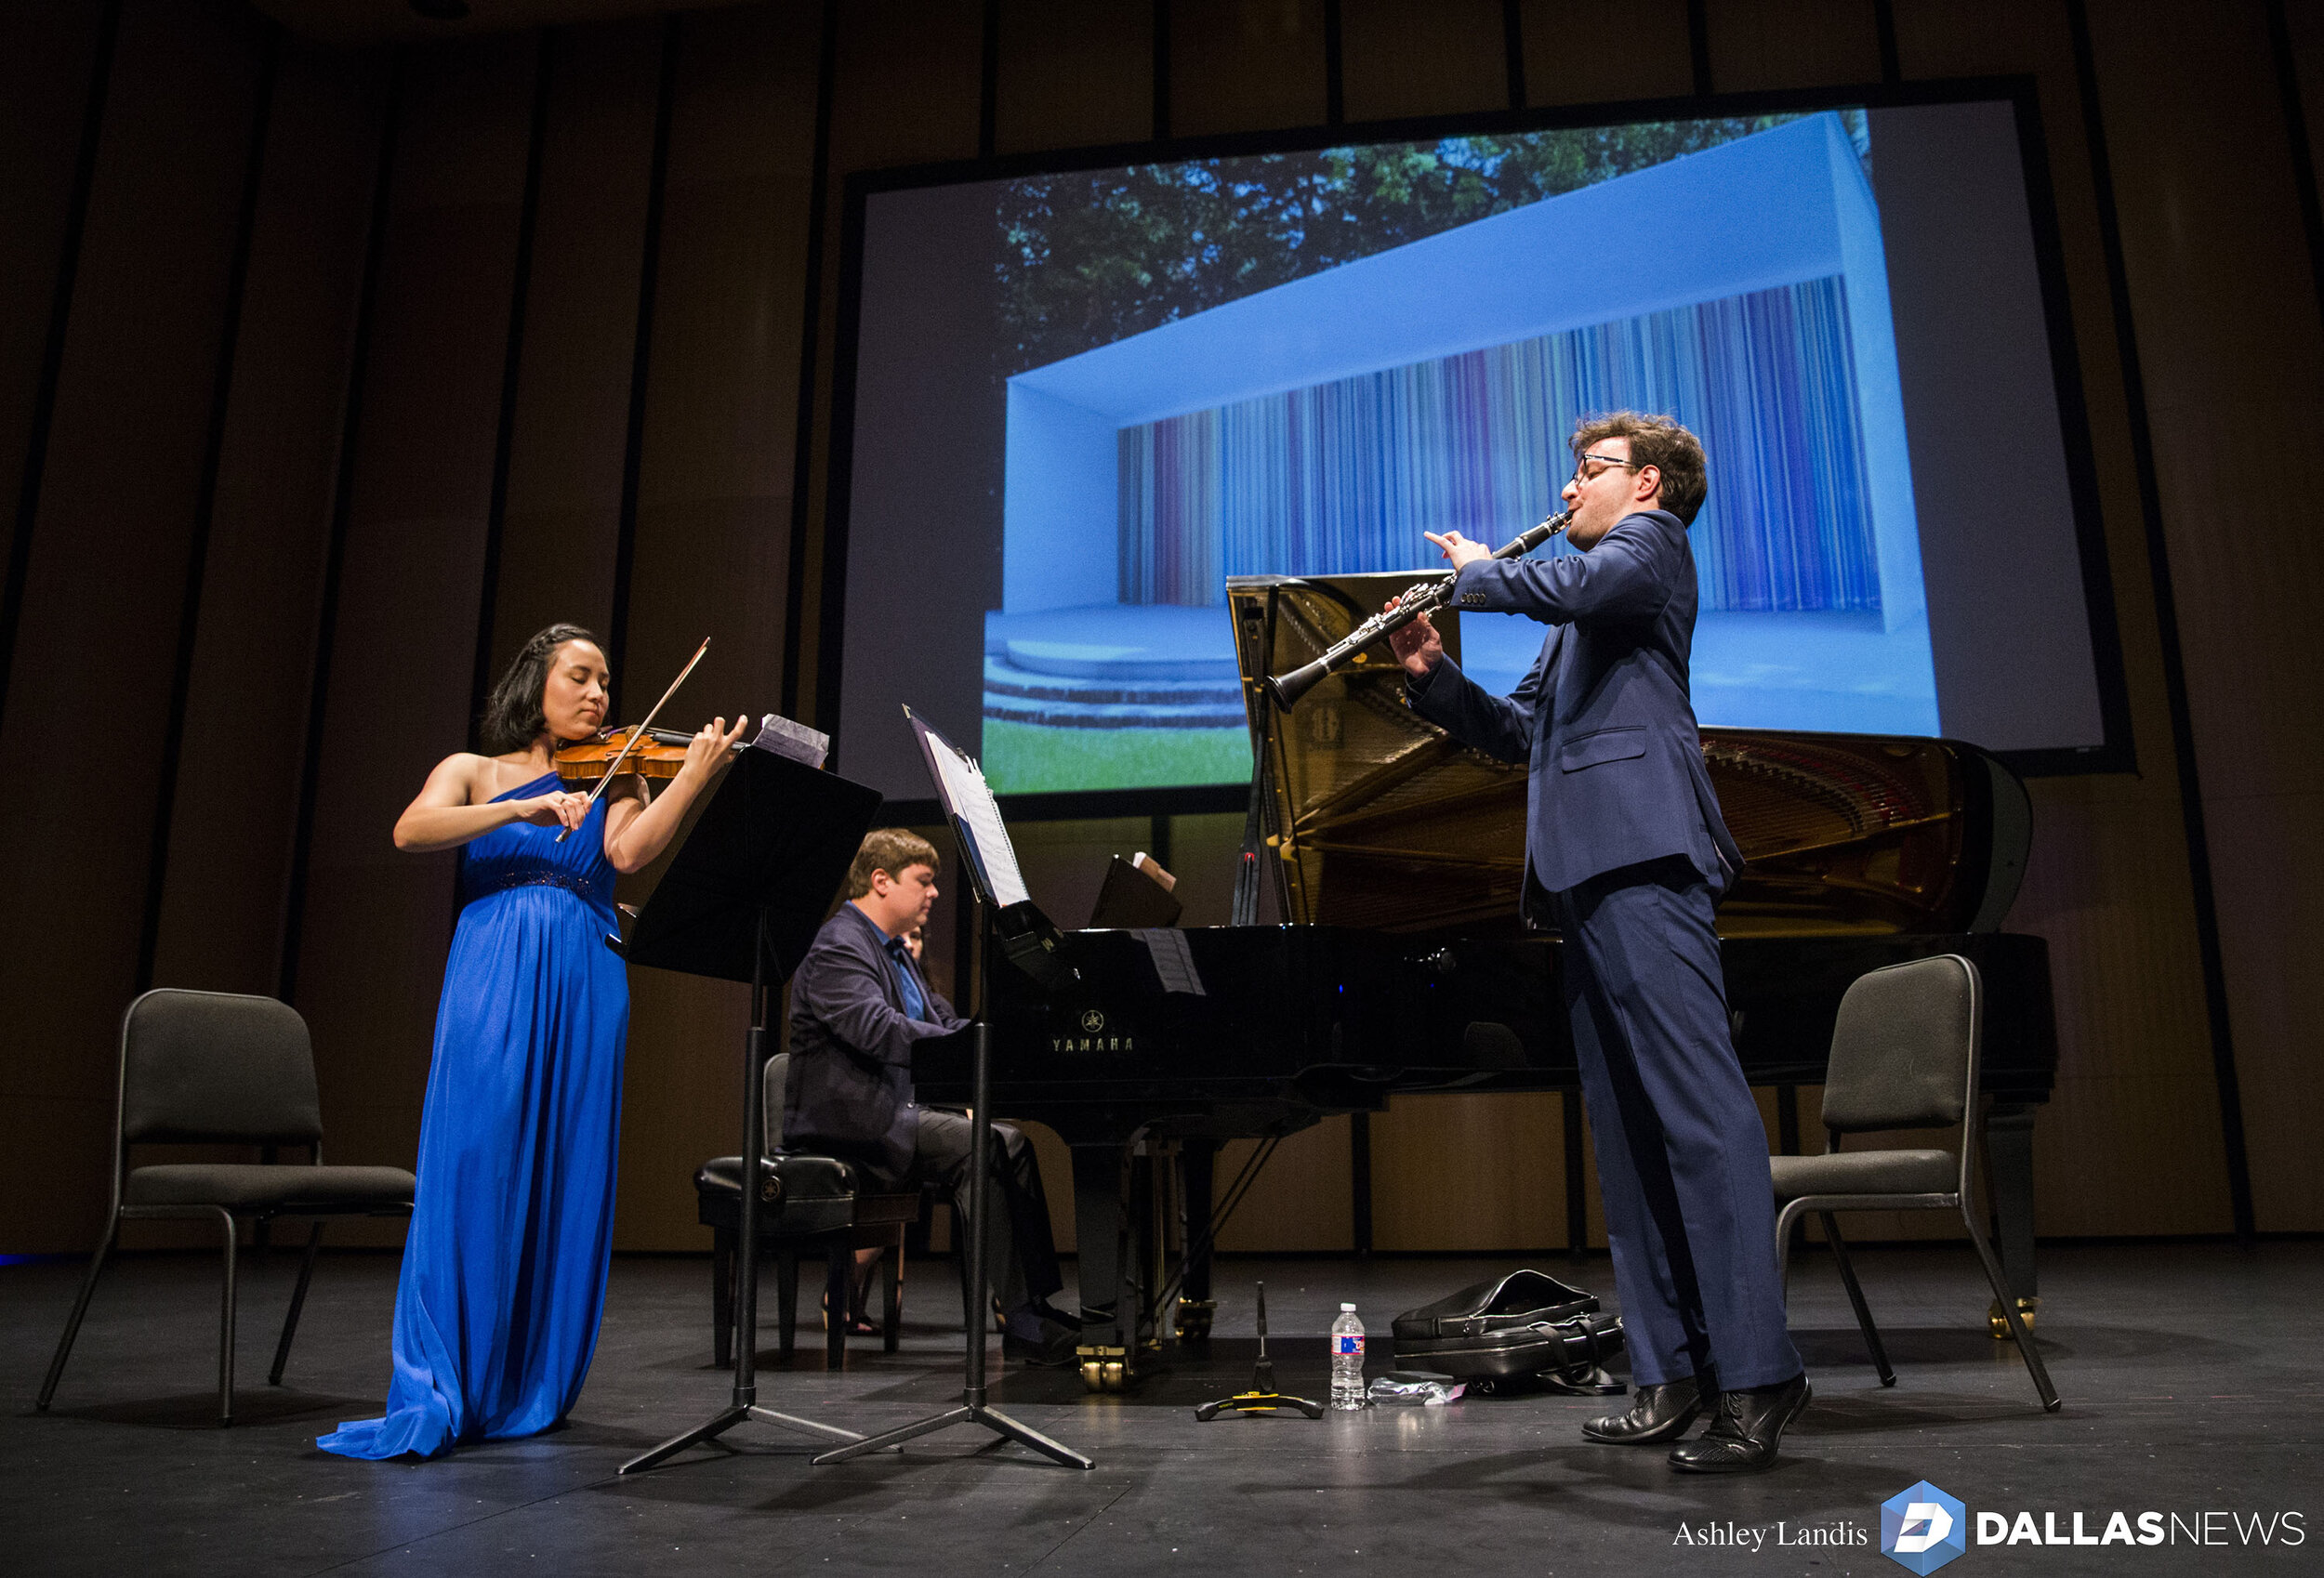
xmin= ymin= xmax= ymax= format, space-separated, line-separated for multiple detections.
xmin=1169 ymin=0 xmax=1328 ymax=138
xmin=0 ymin=1 xmax=112 ymax=608
xmin=792 ymin=0 xmax=984 ymax=724
xmin=831 ymin=0 xmax=984 ymax=174
xmin=1213 ymin=1115 xmax=1353 ymax=1252
xmin=288 ymin=34 xmax=539 ymax=1244
xmin=2288 ymin=2 xmax=2324 ymax=217
xmin=2085 ymin=0 xmax=2324 ymax=1230
xmin=0 ymin=0 xmax=266 ymax=1251
xmin=1161 ymin=810 xmax=1243 ymax=926
xmin=614 ymin=2 xmax=825 ymax=1250
xmin=1703 ymin=0 xmax=1881 ymax=93
xmin=1372 ymin=1092 xmax=1601 ymax=1251
xmin=484 ymin=17 xmax=664 ymax=677
xmin=996 ymin=0 xmax=1153 ymax=154
xmin=1340 ymin=0 xmax=1505 ymax=123
xmin=1517 ymin=0 xmax=1693 ymax=109
xmin=151 ymin=39 xmax=387 ymax=1000
xmin=1877 ymin=0 xmax=2234 ymax=1239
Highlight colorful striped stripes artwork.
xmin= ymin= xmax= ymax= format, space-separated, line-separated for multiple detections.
xmin=1117 ymin=275 xmax=1881 ymax=612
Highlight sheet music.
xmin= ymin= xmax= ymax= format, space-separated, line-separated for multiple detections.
xmin=909 ymin=711 xmax=1030 ymax=909
xmin=1134 ymin=927 xmax=1206 ymax=996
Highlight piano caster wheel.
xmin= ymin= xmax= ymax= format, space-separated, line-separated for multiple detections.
xmin=1077 ymin=1345 xmax=1129 ymax=1393
xmin=1175 ymin=1298 xmax=1216 ymax=1343
xmin=1987 ymin=1295 xmax=2039 ymax=1337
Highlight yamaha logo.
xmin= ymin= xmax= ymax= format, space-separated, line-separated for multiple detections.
xmin=1052 ymin=1007 xmax=1134 ymax=1053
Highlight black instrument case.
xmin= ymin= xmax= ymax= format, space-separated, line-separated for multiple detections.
xmin=1390 ymin=1269 xmax=1624 ymax=1383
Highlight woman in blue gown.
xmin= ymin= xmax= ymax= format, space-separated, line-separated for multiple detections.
xmin=321 ymin=625 xmax=747 ymax=1460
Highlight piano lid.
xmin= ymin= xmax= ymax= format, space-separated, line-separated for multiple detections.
xmin=1228 ymin=572 xmax=2030 ymax=939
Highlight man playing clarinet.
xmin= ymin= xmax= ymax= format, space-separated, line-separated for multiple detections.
xmin=1389 ymin=412 xmax=1809 ymax=1474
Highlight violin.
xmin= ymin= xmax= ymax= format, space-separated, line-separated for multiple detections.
xmin=548 ymin=635 xmax=728 ymax=843
xmin=552 ymin=724 xmax=745 ymax=787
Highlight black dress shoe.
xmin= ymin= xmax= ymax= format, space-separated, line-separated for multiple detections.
xmin=1583 ymin=1377 xmax=1710 ymax=1444
xmin=1669 ymin=1374 xmax=1812 ymax=1474
xmin=1000 ymin=1314 xmax=1077 ymax=1367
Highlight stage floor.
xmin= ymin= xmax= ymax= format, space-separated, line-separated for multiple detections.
xmin=5 ymin=1243 xmax=2317 ymax=1575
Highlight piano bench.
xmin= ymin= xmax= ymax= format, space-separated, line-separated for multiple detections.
xmin=694 ymin=1154 xmax=921 ymax=1370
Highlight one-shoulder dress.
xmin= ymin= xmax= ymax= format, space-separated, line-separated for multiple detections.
xmin=320 ymin=771 xmax=629 ymax=1460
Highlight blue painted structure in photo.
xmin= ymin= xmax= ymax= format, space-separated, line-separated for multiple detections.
xmin=990 ymin=113 xmax=1940 ymax=779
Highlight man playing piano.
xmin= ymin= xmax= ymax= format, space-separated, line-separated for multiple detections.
xmin=1389 ymin=412 xmax=1810 ymax=1474
xmin=783 ymin=829 xmax=1077 ymax=1363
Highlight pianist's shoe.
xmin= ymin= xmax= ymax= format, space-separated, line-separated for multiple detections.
xmin=1000 ymin=1308 xmax=1077 ymax=1367
xmin=1581 ymin=1376 xmax=1711 ymax=1445
xmin=1668 ymin=1374 xmax=1812 ymax=1474
xmin=1024 ymin=1298 xmax=1082 ymax=1331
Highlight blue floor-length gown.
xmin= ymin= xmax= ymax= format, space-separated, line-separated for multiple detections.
xmin=320 ymin=772 xmax=629 ymax=1460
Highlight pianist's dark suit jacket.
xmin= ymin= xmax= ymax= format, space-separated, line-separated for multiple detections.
xmin=783 ymin=901 xmax=965 ymax=1187
xmin=1406 ymin=506 xmax=1744 ymax=900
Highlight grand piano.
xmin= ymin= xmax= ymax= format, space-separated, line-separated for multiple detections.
xmin=917 ymin=571 xmax=2056 ymax=1387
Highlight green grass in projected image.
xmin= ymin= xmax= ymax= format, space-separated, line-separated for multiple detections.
xmin=982 ymin=720 xmax=1253 ymax=796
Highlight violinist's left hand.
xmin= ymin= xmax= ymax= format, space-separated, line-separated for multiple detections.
xmin=678 ymin=713 xmax=752 ymax=783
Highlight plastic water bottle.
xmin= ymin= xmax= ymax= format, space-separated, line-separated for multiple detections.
xmin=1329 ymin=1303 xmax=1367 ymax=1410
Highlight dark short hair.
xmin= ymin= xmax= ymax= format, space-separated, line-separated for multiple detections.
xmin=1572 ymin=411 xmax=1709 ymax=526
xmin=480 ymin=623 xmax=604 ymax=753
xmin=845 ymin=829 xmax=940 ymax=899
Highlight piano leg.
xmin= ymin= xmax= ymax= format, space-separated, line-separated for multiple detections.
xmin=1178 ymin=1138 xmax=1216 ymax=1343
xmin=1128 ymin=1144 xmax=1156 ymax=1350
xmin=1069 ymin=1142 xmax=1130 ymax=1390
xmin=1984 ymin=1102 xmax=2040 ymax=1334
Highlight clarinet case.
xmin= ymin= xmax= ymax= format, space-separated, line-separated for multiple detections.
xmin=1390 ymin=1269 xmax=1625 ymax=1387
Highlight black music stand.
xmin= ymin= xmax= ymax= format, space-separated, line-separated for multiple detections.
xmin=812 ymin=713 xmax=1091 ymax=1470
xmin=618 ymin=745 xmax=882 ymax=1476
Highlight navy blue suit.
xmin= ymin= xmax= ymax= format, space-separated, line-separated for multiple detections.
xmin=784 ymin=901 xmax=964 ymax=1186
xmin=784 ymin=901 xmax=1062 ymax=1311
xmin=1408 ymin=508 xmax=1800 ymax=1391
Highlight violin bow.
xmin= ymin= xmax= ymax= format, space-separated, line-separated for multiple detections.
xmin=554 ymin=636 xmax=713 ymax=843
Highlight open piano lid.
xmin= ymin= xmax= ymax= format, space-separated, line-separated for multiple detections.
xmin=1228 ymin=572 xmax=2031 ymax=939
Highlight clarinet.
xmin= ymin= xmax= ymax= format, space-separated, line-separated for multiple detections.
xmin=1262 ymin=511 xmax=1570 ymax=710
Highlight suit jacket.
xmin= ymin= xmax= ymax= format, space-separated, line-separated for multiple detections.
xmin=783 ymin=901 xmax=965 ymax=1185
xmin=1406 ymin=507 xmax=1744 ymax=900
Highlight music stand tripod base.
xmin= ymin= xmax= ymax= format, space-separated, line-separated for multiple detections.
xmin=812 ymin=1022 xmax=1091 ymax=1471
xmin=622 ymin=1402 xmax=870 ymax=1475
xmin=609 ymin=747 xmax=885 ymax=1476
xmin=813 ymin=1400 xmax=1091 ymax=1468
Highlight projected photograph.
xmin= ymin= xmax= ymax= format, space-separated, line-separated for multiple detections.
xmin=983 ymin=111 xmax=1934 ymax=795
xmin=838 ymin=96 xmax=2108 ymax=805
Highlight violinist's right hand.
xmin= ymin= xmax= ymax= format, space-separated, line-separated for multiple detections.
xmin=1386 ymin=595 xmax=1444 ymax=678
xmin=512 ymin=790 xmax=591 ymax=833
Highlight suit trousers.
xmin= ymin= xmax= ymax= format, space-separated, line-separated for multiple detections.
xmin=911 ymin=1108 xmax=1064 ymax=1314
xmin=1553 ymin=857 xmax=1801 ymax=1391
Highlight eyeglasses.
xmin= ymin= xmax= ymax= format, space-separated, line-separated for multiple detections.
xmin=1572 ymin=452 xmax=1642 ymax=483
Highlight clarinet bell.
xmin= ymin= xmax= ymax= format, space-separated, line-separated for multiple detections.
xmin=1264 ymin=654 xmax=1338 ymax=710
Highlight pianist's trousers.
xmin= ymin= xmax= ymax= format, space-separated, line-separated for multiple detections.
xmin=1553 ymin=857 xmax=1802 ymax=1392
xmin=910 ymin=1108 xmax=1065 ymax=1314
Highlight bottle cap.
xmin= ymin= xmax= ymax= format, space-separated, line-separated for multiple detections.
xmin=1340 ymin=1302 xmax=1356 ymax=1311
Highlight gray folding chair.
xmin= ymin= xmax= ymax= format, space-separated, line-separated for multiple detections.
xmin=1771 ymin=954 xmax=2061 ymax=1412
xmin=38 ymin=989 xmax=416 ymax=1425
